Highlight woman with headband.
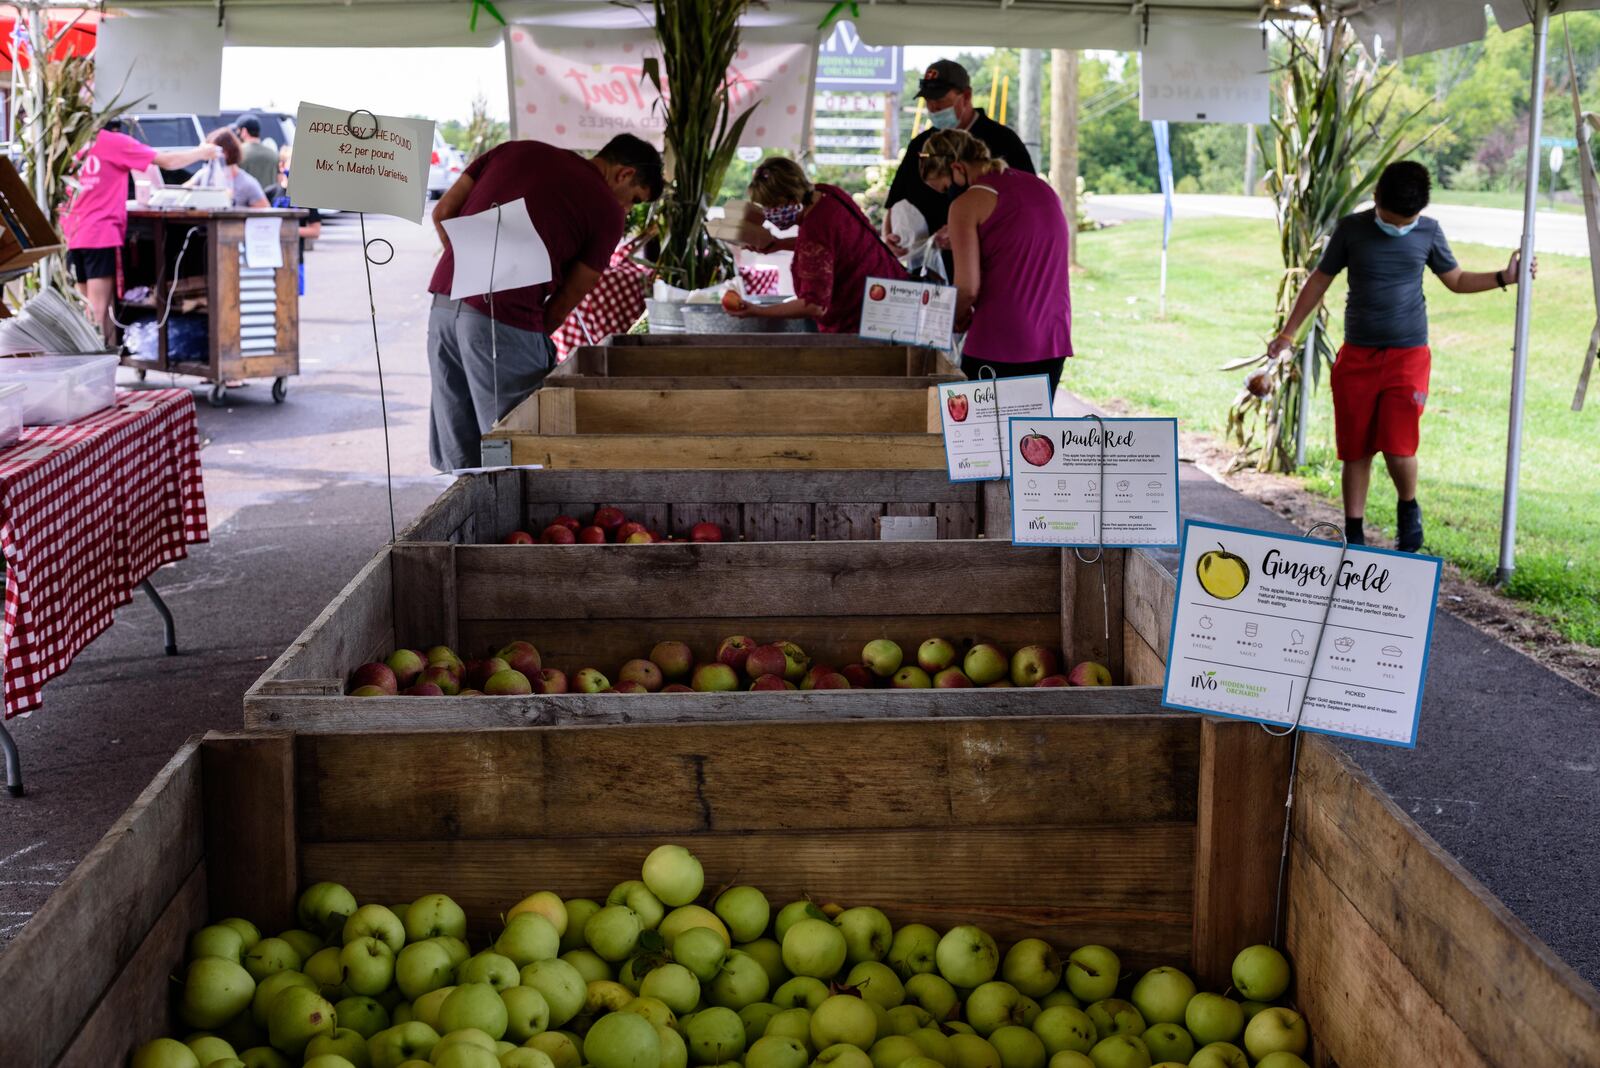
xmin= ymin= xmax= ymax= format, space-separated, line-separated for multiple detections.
xmin=918 ymin=129 xmax=1073 ymax=399
xmin=733 ymin=157 xmax=907 ymax=333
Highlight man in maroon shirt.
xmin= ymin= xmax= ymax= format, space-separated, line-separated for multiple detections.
xmin=426 ymin=133 xmax=663 ymax=470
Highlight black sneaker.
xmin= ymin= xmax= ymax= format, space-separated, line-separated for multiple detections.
xmin=1344 ymin=517 xmax=1365 ymax=546
xmin=1397 ymin=498 xmax=1423 ymax=552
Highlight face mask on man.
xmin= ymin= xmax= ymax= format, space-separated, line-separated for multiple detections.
xmin=764 ymin=203 xmax=803 ymax=229
xmin=1374 ymin=215 xmax=1418 ymax=238
xmin=927 ymin=107 xmax=960 ymax=131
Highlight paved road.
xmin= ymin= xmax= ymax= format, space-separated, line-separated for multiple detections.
xmin=1088 ymin=193 xmax=1594 ymax=257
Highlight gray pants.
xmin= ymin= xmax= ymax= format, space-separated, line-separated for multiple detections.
xmin=427 ymin=293 xmax=554 ymax=471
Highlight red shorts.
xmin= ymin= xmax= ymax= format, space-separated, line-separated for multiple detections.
xmin=1329 ymin=343 xmax=1432 ymax=460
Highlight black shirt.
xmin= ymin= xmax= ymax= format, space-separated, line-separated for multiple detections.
xmin=885 ymin=110 xmax=1035 ymax=237
xmin=1316 ymin=209 xmax=1458 ymax=348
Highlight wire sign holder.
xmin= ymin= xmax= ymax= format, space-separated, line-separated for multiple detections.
xmin=347 ymin=108 xmax=399 ymax=545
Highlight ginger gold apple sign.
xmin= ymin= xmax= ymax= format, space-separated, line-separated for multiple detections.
xmin=937 ymin=376 xmax=1051 ymax=482
xmin=1006 ymin=417 xmax=1180 ymax=548
xmin=1163 ymin=520 xmax=1442 ymax=748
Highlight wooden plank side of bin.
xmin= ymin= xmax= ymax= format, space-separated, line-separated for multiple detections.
xmin=246 ymin=548 xmax=395 ymax=697
xmin=493 ymin=431 xmax=950 ymax=471
xmin=545 ymin=343 xmax=961 ymax=389
xmin=1289 ymin=737 xmax=1600 ymax=1068
xmin=202 ymin=733 xmax=299 ymax=932
xmin=0 ymin=743 xmax=204 ymax=1068
xmin=545 ymin=388 xmax=939 ymax=436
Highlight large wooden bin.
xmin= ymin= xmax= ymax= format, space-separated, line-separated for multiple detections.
xmin=547 ymin=340 xmax=962 ymax=391
xmin=5 ymin=716 xmax=1597 ymax=1068
xmin=244 ymin=538 xmax=1176 ymax=731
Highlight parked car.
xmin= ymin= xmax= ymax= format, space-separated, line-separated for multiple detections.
xmin=429 ymin=130 xmax=465 ymax=199
xmin=122 ymin=113 xmax=206 ymax=183
xmin=198 ymin=109 xmax=296 ymax=151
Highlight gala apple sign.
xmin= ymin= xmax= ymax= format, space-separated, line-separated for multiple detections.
xmin=937 ymin=376 xmax=1052 ymax=481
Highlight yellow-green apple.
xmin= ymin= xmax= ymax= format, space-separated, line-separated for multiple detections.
xmin=573 ymin=668 xmax=611 ymax=694
xmin=899 ymin=1057 xmax=946 ymax=1068
xmin=418 ymin=664 xmax=460 ymax=695
xmin=673 ymin=925 xmax=729 ymax=981
xmin=622 ymin=996 xmax=676 ymax=1031
xmin=560 ymin=899 xmax=601 ymax=952
xmin=1030 ymin=1005 xmax=1094 ymax=1055
xmin=181 ymin=955 xmax=257 ymax=1027
xmin=749 ymin=1034 xmax=810 ymax=1068
xmin=655 ymin=1025 xmax=689 ymax=1068
xmin=608 ymin=880 xmax=666 ymax=930
xmin=1242 ymin=1007 xmax=1307 ymax=1060
xmin=340 ymin=935 xmax=395 ymax=996
xmin=834 ymin=907 xmax=892 ymax=963
xmin=686 ymin=1005 xmax=747 ymax=1064
xmin=861 ymin=639 xmax=904 ymax=678
xmin=907 ymin=1025 xmax=956 ymax=1066
xmin=184 ymin=1035 xmax=236 ymax=1065
xmin=884 ymin=1005 xmax=934 ymax=1034
xmin=131 ymin=1038 xmax=202 ymax=1068
xmin=218 ymin=917 xmax=262 ymax=951
xmin=1065 ymin=663 xmax=1112 ymax=687
xmin=1063 ymin=946 xmax=1119 ymax=1003
xmin=251 ymin=969 xmax=316 ymax=1027
xmin=887 ymin=925 xmax=940 ymax=980
xmin=244 ymin=937 xmax=303 ymax=982
xmin=1187 ymin=1043 xmax=1247 ymax=1068
xmin=507 ymin=890 xmax=568 ymax=935
xmin=1138 ymin=1023 xmax=1192 ymax=1064
xmin=1240 ymin=1000 xmax=1271 ymax=1022
xmin=616 ymin=522 xmax=649 ymax=543
xmin=521 ymin=960 xmax=589 ymax=1027
xmin=714 ymin=886 xmax=771 ymax=943
xmin=1254 ymin=1054 xmax=1310 ymax=1068
xmin=916 ymin=638 xmax=957 ymax=673
xmin=641 ymin=963 xmax=700 ymax=1014
xmin=949 ymin=1033 xmax=1002 ymax=1068
xmin=433 ymin=936 xmax=469 ymax=967
xmin=650 ymin=641 xmax=695 ymax=681
xmin=586 ymin=978 xmax=636 ymax=1015
xmin=1001 ymin=939 xmax=1062 ymax=999
xmin=1127 ymin=968 xmax=1193 ymax=1026
xmin=717 ymin=636 xmax=757 ymax=673
xmin=781 ymin=919 xmax=848 ymax=978
xmin=585 ymin=905 xmax=645 ymax=962
xmin=692 ymin=663 xmax=740 ymax=692
xmin=740 ymin=1001 xmax=783 ymax=1040
xmin=1183 ymin=995 xmax=1243 ymax=1046
xmin=367 ymin=1021 xmax=441 ymax=1068
xmin=935 ymin=925 xmax=998 ymax=987
xmin=412 ymin=985 xmax=455 ymax=1028
xmin=334 ymin=995 xmax=389 ymax=1038
xmin=643 ymin=844 xmax=704 ymax=906
xmin=988 ymin=1025 xmax=1047 ymax=1068
xmin=962 ymin=645 xmax=1008 ymax=686
xmin=709 ymin=949 xmax=771 ymax=1009
xmin=528 ymin=1030 xmax=583 ymax=1068
xmin=810 ymin=994 xmax=878 ymax=1049
xmin=458 ymin=950 xmax=520 ymax=991
xmin=892 ymin=666 xmax=932 ymax=689
xmin=775 ymin=902 xmax=829 ymax=944
xmin=505 ymin=1050 xmax=561 ymax=1068
xmin=738 ymin=938 xmax=789 ymax=989
xmin=485 ymin=669 xmax=533 ymax=695
xmin=276 ymin=929 xmax=323 ymax=963
xmin=532 ymin=668 xmax=569 ymax=694
xmin=869 ymin=1035 xmax=922 ymax=1068
xmin=1230 ymin=945 xmax=1290 ymax=1002
xmin=967 ymin=982 xmax=1040 ymax=1035
xmin=386 ymin=648 xmax=427 ymax=687
xmin=350 ymin=662 xmax=399 ymax=695
xmin=1046 ymin=1055 xmax=1093 ymax=1068
xmin=304 ymin=1027 xmax=366 ymax=1065
xmin=396 ymin=940 xmax=456 ymax=1000
xmin=466 ymin=657 xmax=510 ymax=690
xmin=1009 ymin=646 xmax=1059 ymax=687
xmin=815 ymin=1045 xmax=874 ymax=1068
xmin=903 ymin=973 xmax=957 ymax=1021
xmin=1085 ymin=1034 xmax=1149 ymax=1068
xmin=267 ymin=985 xmax=336 ymax=1055
xmin=620 ymin=659 xmax=665 ymax=692
xmin=659 ymin=905 xmax=729 ymax=944
xmin=424 ymin=645 xmax=462 ymax=672
xmin=775 ymin=641 xmax=810 ymax=682
xmin=191 ymin=923 xmax=247 ymax=963
xmin=1040 ymin=991 xmax=1080 ymax=1010
xmin=434 ymin=1044 xmax=498 ymax=1068
xmin=496 ymin=912 xmax=561 ymax=967
xmin=745 ymin=644 xmax=789 ymax=681
xmin=845 ymin=961 xmax=904 ymax=1009
xmin=764 ymin=1006 xmax=814 ymax=1048
xmin=774 ymin=977 xmax=830 ymax=1012
xmin=439 ymin=983 xmax=509 ymax=1039
xmin=343 ymin=904 xmax=405 ymax=955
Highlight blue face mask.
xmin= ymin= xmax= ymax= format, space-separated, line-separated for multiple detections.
xmin=1374 ymin=214 xmax=1417 ymax=238
xmin=927 ymin=106 xmax=960 ymax=130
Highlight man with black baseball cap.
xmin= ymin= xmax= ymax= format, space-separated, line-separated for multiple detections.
xmin=884 ymin=59 xmax=1034 ymax=267
xmin=233 ymin=114 xmax=280 ymax=195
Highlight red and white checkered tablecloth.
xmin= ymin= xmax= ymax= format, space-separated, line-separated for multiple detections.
xmin=0 ymin=389 xmax=208 ymax=719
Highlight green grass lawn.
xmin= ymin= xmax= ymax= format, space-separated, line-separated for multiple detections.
xmin=1069 ymin=216 xmax=1600 ymax=646
xmin=1432 ymin=189 xmax=1585 ymax=215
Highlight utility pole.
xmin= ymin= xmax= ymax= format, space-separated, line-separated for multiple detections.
xmin=1049 ymin=50 xmax=1080 ymax=265
xmin=1018 ymin=49 xmax=1043 ymax=167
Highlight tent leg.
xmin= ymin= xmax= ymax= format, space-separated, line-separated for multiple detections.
xmin=1496 ymin=0 xmax=1550 ymax=588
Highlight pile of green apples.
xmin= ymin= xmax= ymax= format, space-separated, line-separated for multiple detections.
xmin=132 ymin=845 xmax=1310 ymax=1068
xmin=347 ymin=637 xmax=1113 ymax=698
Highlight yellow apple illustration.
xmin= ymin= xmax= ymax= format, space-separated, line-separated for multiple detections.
xmin=1196 ymin=543 xmax=1249 ymax=600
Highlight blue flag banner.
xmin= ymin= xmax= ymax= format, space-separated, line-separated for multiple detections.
xmin=1152 ymin=119 xmax=1174 ymax=251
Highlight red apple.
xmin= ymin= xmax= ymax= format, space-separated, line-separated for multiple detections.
xmin=497 ymin=640 xmax=542 ymax=678
xmin=552 ymin=515 xmax=581 ymax=532
xmin=504 ymin=530 xmax=535 ymax=545
xmin=577 ymin=526 xmax=607 ymax=544
xmin=750 ymin=675 xmax=788 ymax=691
xmin=350 ymin=685 xmax=388 ymax=697
xmin=349 ymin=662 xmax=398 ymax=695
xmin=722 ymin=289 xmax=747 ymax=313
xmin=616 ymin=522 xmax=649 ymax=543
xmin=813 ymin=672 xmax=851 ymax=689
xmin=1010 ymin=645 xmax=1059 ymax=687
xmin=614 ymin=681 xmax=649 ymax=694
xmin=592 ymin=507 xmax=626 ymax=535
xmin=662 ymin=683 xmax=694 ymax=693
xmin=532 ymin=668 xmax=568 ymax=694
xmin=933 ymin=667 xmax=973 ymax=688
xmin=466 ymin=657 xmax=510 ymax=690
xmin=717 ymin=636 xmax=757 ymax=673
xmin=649 ymin=640 xmax=695 ymax=681
xmin=987 ymin=680 xmax=1015 ymax=688
xmin=1036 ymin=675 xmax=1070 ymax=687
xmin=840 ymin=664 xmax=875 ymax=689
xmin=386 ymin=649 xmax=426 ymax=688
xmin=690 ymin=522 xmax=724 ymax=543
xmin=420 ymin=665 xmax=460 ymax=696
xmin=745 ymin=643 xmax=789 ymax=680
xmin=917 ymin=638 xmax=958 ymax=673
xmin=800 ymin=665 xmax=836 ymax=691
xmin=457 ymin=689 xmax=483 ymax=697
xmin=400 ymin=682 xmax=444 ymax=697
xmin=542 ymin=524 xmax=576 ymax=544
xmin=619 ymin=659 xmax=664 ymax=692
xmin=1067 ymin=661 xmax=1114 ymax=686
xmin=1019 ymin=430 xmax=1055 ymax=467
xmin=947 ymin=395 xmax=969 ymax=423
xmin=776 ymin=641 xmax=810 ymax=682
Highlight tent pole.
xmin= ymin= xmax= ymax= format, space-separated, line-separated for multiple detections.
xmin=24 ymin=0 xmax=49 ymax=214
xmin=1495 ymin=0 xmax=1550 ymax=587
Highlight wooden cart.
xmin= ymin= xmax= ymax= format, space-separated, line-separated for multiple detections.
xmin=118 ymin=209 xmax=303 ymax=407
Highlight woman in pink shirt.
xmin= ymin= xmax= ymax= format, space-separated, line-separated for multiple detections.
xmin=734 ymin=157 xmax=907 ymax=333
xmin=60 ymin=122 xmax=218 ymax=342
xmin=918 ymin=130 xmax=1073 ymax=399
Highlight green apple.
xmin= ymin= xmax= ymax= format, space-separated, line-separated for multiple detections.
xmin=739 ymin=1001 xmax=783 ymax=1042
xmin=621 ymin=952 xmax=666 ymax=994
xmin=219 ymin=917 xmax=262 ymax=951
xmin=1030 ymin=1006 xmax=1094 ymax=1055
xmin=1084 ymin=1000 xmax=1143 ymax=1039
xmin=961 ymin=645 xmax=1007 ymax=686
xmin=902 ymin=974 xmax=956 ymax=1023
xmin=764 ymin=1007 xmax=813 ymax=1051
xmin=1184 ymin=995 xmax=1243 ymax=1046
xmin=527 ymin=1031 xmax=583 ymax=1068
xmin=335 ymin=995 xmax=390 ymax=1038
xmin=675 ymin=924 xmax=731 ymax=981
xmin=660 ymin=906 xmax=730 ymax=945
xmin=440 ymin=983 xmax=511 ymax=1040
xmin=899 ymin=1058 xmax=947 ymax=1068
xmin=563 ymin=948 xmax=614 ymax=985
xmin=298 ymin=883 xmax=359 ymax=939
xmin=587 ymin=978 xmax=638 ymax=1015
xmin=1063 ymin=948 xmax=1119 ymax=1005
xmin=504 ymin=1051 xmax=560 ymax=1068
xmin=585 ymin=1013 xmax=663 ymax=1068
xmin=907 ymin=1026 xmax=956 ymax=1068
xmin=987 ymin=1026 xmax=1046 ymax=1068
xmin=1138 ymin=1023 xmax=1191 ymax=1065
xmin=715 ymin=887 xmax=772 ymax=944
xmin=642 ymin=962 xmax=702 ymax=1013
xmin=893 ymin=1005 xmax=943 ymax=1035
xmin=999 ymin=941 xmax=1061 ymax=1000
xmin=1045 ymin=1055 xmax=1093 ymax=1068
xmin=868 ymin=1034 xmax=922 ymax=1068
xmin=279 ymin=930 xmax=326 ymax=964
xmin=748 ymin=1034 xmax=810 ymax=1068
xmin=433 ymin=1043 xmax=499 ymax=1068
xmin=948 ymin=1034 xmax=1001 ymax=1068
xmin=1126 ymin=969 xmax=1192 ymax=1028
xmin=625 ymin=995 xmax=678 ymax=1031
xmin=405 ymin=894 xmax=468 ymax=943
xmin=643 ymin=844 xmax=706 ymax=907
xmin=709 ymin=949 xmax=772 ymax=1009
xmin=343 ymin=904 xmax=406 ymax=955
xmin=252 ymin=969 xmax=317 ymax=1028
xmin=521 ymin=959 xmax=588 ymax=1027
xmin=966 ymin=982 xmax=1040 ymax=1035
xmin=509 ymin=891 xmax=570 ymax=936
xmin=610 ymin=881 xmax=668 ymax=931
xmin=434 ymin=937 xmax=472 ymax=967
xmin=1240 ymin=1000 xmax=1271 ymax=1022
xmin=305 ymin=1026 xmax=369 ymax=1065
xmin=934 ymin=927 xmax=998 ymax=988
xmin=813 ymin=1045 xmax=873 ymax=1068
xmin=131 ymin=1038 xmax=201 ymax=1068
xmin=503 ymin=984 xmax=552 ymax=1041
xmin=1230 ymin=946 xmax=1291 ymax=1003
xmin=342 ymin=936 xmax=396 ymax=997
xmin=1254 ymin=1054 xmax=1311 ymax=1068
xmin=561 ymin=899 xmax=603 ymax=952
xmin=658 ymin=1025 xmax=690 ymax=1068
xmin=862 ymin=639 xmax=904 ymax=677
xmin=845 ymin=961 xmax=905 ymax=1009
xmin=774 ymin=902 xmax=830 ymax=944
xmin=782 ymin=919 xmax=847 ymax=979
xmin=738 ymin=939 xmax=790 ymax=989
xmin=1039 ymin=992 xmax=1079 ymax=1011
xmin=1243 ymin=1007 xmax=1308 ymax=1061
xmin=685 ymin=1005 xmax=747 ymax=1064
xmin=396 ymin=940 xmax=456 ymax=1000
xmin=587 ymin=906 xmax=646 ymax=962
xmin=809 ymin=994 xmax=877 ymax=1049
xmin=305 ymin=946 xmax=346 ymax=994
xmin=834 ymin=908 xmax=893 ymax=964
xmin=414 ymin=986 xmax=457 ymax=1029
xmin=267 ymin=985 xmax=336 ymax=1056
xmin=1187 ymin=1042 xmax=1247 ymax=1068
xmin=367 ymin=1021 xmax=442 ymax=1068
xmin=1085 ymin=1034 xmax=1148 ymax=1068
xmin=946 ymin=1023 xmax=975 ymax=1037
xmin=191 ymin=923 xmax=248 ymax=963
xmin=185 ymin=1035 xmax=236 ymax=1065
xmin=458 ymin=950 xmax=521 ymax=991
xmin=238 ymin=1049 xmax=293 ymax=1068
xmin=245 ymin=938 xmax=303 ymax=982
xmin=497 ymin=913 xmax=562 ymax=968
xmin=181 ymin=955 xmax=257 ymax=1028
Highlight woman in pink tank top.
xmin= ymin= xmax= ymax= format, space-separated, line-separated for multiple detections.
xmin=919 ymin=130 xmax=1072 ymax=399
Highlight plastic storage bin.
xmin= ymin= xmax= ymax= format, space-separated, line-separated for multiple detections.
xmin=0 ymin=384 xmax=23 ymax=447
xmin=0 ymin=355 xmax=117 ymax=425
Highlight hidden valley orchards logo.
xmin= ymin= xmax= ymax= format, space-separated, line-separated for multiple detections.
xmin=1196 ymin=543 xmax=1250 ymax=600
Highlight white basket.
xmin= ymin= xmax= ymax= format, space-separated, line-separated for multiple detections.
xmin=0 ymin=355 xmax=118 ymax=425
xmin=0 ymin=384 xmax=24 ymax=447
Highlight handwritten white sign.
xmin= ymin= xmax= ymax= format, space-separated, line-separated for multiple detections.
xmin=243 ymin=217 xmax=284 ymax=270
xmin=290 ymin=102 xmax=434 ymax=220
xmin=1007 ymin=417 xmax=1181 ymax=548
xmin=859 ymin=278 xmax=958 ymax=350
xmin=1140 ymin=18 xmax=1269 ymax=124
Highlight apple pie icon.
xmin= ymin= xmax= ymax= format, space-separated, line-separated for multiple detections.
xmin=1381 ymin=645 xmax=1403 ymax=657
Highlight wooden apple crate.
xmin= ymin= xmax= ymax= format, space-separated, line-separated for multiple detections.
xmin=481 ymin=386 xmax=948 ymax=470
xmin=400 ymin=468 xmax=1011 ymax=544
xmin=6 ymin=716 xmax=1598 ymax=1068
xmin=547 ymin=340 xmax=962 ymax=391
xmin=243 ymin=537 xmax=1177 ymax=731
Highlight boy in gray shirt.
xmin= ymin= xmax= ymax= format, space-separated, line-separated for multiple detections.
xmin=1268 ymin=161 xmax=1534 ymax=551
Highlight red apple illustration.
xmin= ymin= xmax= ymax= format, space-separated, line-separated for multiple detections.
xmin=947 ymin=394 xmax=970 ymax=422
xmin=921 ymin=290 xmax=931 ymax=305
xmin=869 ymin=283 xmax=887 ymax=301
xmin=1019 ymin=429 xmax=1054 ymax=467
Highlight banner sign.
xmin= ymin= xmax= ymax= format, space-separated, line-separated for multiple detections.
xmin=506 ymin=26 xmax=812 ymax=152
xmin=1140 ymin=17 xmax=1269 ymax=124
xmin=817 ymin=20 xmax=903 ymax=90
